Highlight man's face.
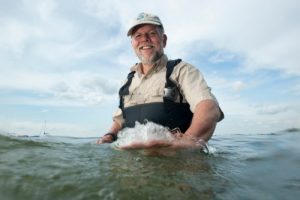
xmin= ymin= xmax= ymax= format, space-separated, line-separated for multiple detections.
xmin=131 ymin=24 xmax=167 ymax=65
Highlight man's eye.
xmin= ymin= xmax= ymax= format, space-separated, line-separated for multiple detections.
xmin=149 ymin=31 xmax=157 ymax=36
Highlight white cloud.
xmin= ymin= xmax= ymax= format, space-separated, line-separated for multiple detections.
xmin=0 ymin=70 xmax=121 ymax=106
xmin=206 ymin=72 xmax=249 ymax=94
xmin=232 ymin=81 xmax=246 ymax=93
xmin=3 ymin=0 xmax=299 ymax=75
xmin=76 ymin=0 xmax=299 ymax=76
xmin=208 ymin=50 xmax=238 ymax=64
xmin=216 ymin=102 xmax=300 ymax=135
xmin=0 ymin=18 xmax=31 ymax=55
xmin=254 ymin=104 xmax=289 ymax=115
xmin=34 ymin=0 xmax=56 ymax=20
xmin=162 ymin=0 xmax=300 ymax=76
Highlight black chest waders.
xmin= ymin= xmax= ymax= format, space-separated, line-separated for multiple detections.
xmin=118 ymin=59 xmax=193 ymax=133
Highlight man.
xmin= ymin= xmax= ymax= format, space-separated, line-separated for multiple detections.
xmin=96 ymin=12 xmax=223 ymax=148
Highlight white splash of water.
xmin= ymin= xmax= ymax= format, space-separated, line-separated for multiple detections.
xmin=204 ymin=143 xmax=217 ymax=154
xmin=113 ymin=121 xmax=174 ymax=148
xmin=112 ymin=121 xmax=217 ymax=156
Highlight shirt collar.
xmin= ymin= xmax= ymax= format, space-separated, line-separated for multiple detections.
xmin=130 ymin=54 xmax=168 ymax=76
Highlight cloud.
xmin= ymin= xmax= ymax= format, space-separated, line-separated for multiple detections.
xmin=216 ymin=101 xmax=300 ymax=134
xmin=254 ymin=104 xmax=289 ymax=115
xmin=49 ymin=73 xmax=121 ymax=105
xmin=208 ymin=50 xmax=238 ymax=64
xmin=0 ymin=18 xmax=32 ymax=55
xmin=287 ymin=81 xmax=300 ymax=96
xmin=2 ymin=0 xmax=299 ymax=74
xmin=161 ymin=0 xmax=300 ymax=76
xmin=0 ymin=70 xmax=121 ymax=106
xmin=0 ymin=0 xmax=129 ymax=71
xmin=232 ymin=81 xmax=246 ymax=93
xmin=206 ymin=72 xmax=248 ymax=94
xmin=34 ymin=0 xmax=56 ymax=20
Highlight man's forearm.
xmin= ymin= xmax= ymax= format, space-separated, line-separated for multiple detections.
xmin=184 ymin=100 xmax=221 ymax=141
xmin=108 ymin=121 xmax=122 ymax=134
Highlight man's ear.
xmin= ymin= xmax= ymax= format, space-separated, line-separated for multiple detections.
xmin=163 ymin=34 xmax=167 ymax=47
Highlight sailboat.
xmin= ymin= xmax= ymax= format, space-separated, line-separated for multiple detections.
xmin=42 ymin=120 xmax=50 ymax=136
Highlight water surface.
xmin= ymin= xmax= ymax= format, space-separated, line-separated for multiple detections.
xmin=1 ymin=130 xmax=299 ymax=200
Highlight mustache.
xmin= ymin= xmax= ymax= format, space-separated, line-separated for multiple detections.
xmin=138 ymin=43 xmax=154 ymax=50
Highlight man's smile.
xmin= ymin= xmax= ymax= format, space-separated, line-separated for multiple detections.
xmin=139 ymin=45 xmax=154 ymax=50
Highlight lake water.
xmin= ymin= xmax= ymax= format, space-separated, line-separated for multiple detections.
xmin=1 ymin=128 xmax=300 ymax=200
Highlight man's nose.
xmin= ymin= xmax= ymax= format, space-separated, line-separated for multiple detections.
xmin=140 ymin=33 xmax=151 ymax=41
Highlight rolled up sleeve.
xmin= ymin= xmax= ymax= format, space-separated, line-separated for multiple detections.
xmin=175 ymin=63 xmax=218 ymax=113
xmin=112 ymin=108 xmax=124 ymax=128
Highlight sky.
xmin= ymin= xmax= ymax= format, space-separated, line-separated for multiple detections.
xmin=0 ymin=0 xmax=299 ymax=137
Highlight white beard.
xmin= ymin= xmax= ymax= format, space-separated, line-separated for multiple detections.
xmin=136 ymin=49 xmax=164 ymax=65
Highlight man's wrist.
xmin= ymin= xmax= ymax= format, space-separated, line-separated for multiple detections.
xmin=104 ymin=132 xmax=118 ymax=141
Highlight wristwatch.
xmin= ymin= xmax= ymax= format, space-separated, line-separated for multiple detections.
xmin=104 ymin=132 xmax=118 ymax=141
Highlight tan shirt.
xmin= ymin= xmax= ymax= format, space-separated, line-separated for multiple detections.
xmin=113 ymin=54 xmax=218 ymax=127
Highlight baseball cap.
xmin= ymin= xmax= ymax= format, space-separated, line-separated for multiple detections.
xmin=127 ymin=12 xmax=164 ymax=36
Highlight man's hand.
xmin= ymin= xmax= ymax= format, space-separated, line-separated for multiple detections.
xmin=96 ymin=134 xmax=114 ymax=144
xmin=96 ymin=122 xmax=121 ymax=144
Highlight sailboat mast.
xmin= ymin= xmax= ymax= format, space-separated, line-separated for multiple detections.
xmin=43 ymin=120 xmax=47 ymax=135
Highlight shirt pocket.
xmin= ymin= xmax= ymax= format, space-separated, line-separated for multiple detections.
xmin=145 ymin=85 xmax=164 ymax=103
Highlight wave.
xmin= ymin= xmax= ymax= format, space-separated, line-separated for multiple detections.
xmin=0 ymin=134 xmax=52 ymax=152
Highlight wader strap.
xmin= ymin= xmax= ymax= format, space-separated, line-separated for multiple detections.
xmin=164 ymin=59 xmax=183 ymax=103
xmin=118 ymin=71 xmax=135 ymax=118
xmin=165 ymin=59 xmax=182 ymax=81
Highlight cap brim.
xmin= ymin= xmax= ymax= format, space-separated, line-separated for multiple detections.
xmin=127 ymin=21 xmax=162 ymax=36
